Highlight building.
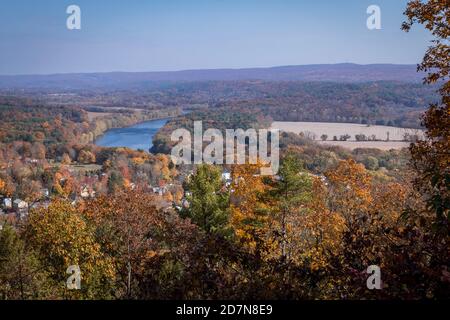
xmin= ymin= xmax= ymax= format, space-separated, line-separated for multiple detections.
xmin=41 ymin=188 xmax=50 ymax=198
xmin=221 ymin=171 xmax=232 ymax=187
xmin=80 ymin=186 xmax=96 ymax=199
xmin=221 ymin=171 xmax=231 ymax=181
xmin=152 ymin=187 xmax=167 ymax=196
xmin=2 ymin=198 xmax=12 ymax=210
xmin=13 ymin=199 xmax=29 ymax=220
xmin=13 ymin=199 xmax=28 ymax=210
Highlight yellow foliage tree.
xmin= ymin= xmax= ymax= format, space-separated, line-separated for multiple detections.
xmin=230 ymin=163 xmax=269 ymax=252
xmin=25 ymin=200 xmax=115 ymax=299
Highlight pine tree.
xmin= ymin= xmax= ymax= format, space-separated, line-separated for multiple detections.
xmin=182 ymin=164 xmax=231 ymax=237
xmin=262 ymin=154 xmax=313 ymax=262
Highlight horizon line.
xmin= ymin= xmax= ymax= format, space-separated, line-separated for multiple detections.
xmin=0 ymin=62 xmax=419 ymax=77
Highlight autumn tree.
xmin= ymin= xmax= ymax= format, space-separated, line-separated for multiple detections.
xmin=25 ymin=200 xmax=116 ymax=299
xmin=403 ymin=0 xmax=449 ymax=228
xmin=77 ymin=150 xmax=96 ymax=164
xmin=401 ymin=0 xmax=449 ymax=298
xmin=61 ymin=153 xmax=71 ymax=165
xmin=0 ymin=178 xmax=5 ymax=195
xmin=83 ymin=190 xmax=197 ymax=299
xmin=230 ymin=163 xmax=269 ymax=253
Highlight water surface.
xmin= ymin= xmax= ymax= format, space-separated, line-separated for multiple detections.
xmin=95 ymin=118 xmax=168 ymax=151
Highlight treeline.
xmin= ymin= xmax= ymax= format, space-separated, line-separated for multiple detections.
xmin=132 ymin=80 xmax=437 ymax=128
xmin=3 ymin=80 xmax=437 ymax=128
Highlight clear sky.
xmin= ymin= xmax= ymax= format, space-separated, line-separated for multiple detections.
xmin=0 ymin=0 xmax=431 ymax=75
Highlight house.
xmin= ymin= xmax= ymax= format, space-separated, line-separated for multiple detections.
xmin=13 ymin=199 xmax=29 ymax=220
xmin=25 ymin=158 xmax=39 ymax=164
xmin=181 ymin=198 xmax=190 ymax=208
xmin=221 ymin=171 xmax=232 ymax=187
xmin=2 ymin=198 xmax=12 ymax=210
xmin=80 ymin=186 xmax=96 ymax=199
xmin=221 ymin=171 xmax=231 ymax=181
xmin=13 ymin=199 xmax=28 ymax=210
xmin=41 ymin=188 xmax=50 ymax=198
xmin=152 ymin=187 xmax=167 ymax=196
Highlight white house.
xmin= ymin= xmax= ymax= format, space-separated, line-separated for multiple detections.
xmin=221 ymin=171 xmax=232 ymax=187
xmin=152 ymin=186 xmax=167 ymax=196
xmin=13 ymin=199 xmax=28 ymax=210
xmin=221 ymin=172 xmax=231 ymax=181
xmin=80 ymin=186 xmax=96 ymax=199
xmin=2 ymin=198 xmax=12 ymax=209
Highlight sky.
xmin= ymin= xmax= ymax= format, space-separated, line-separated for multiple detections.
xmin=0 ymin=0 xmax=431 ymax=75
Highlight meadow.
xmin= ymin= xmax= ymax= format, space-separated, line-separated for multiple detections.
xmin=271 ymin=121 xmax=424 ymax=150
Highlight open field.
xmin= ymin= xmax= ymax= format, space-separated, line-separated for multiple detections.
xmin=50 ymin=162 xmax=102 ymax=173
xmin=317 ymin=140 xmax=412 ymax=150
xmin=271 ymin=121 xmax=424 ymax=150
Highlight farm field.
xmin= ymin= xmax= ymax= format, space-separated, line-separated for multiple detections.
xmin=271 ymin=121 xmax=424 ymax=150
xmin=318 ymin=140 xmax=411 ymax=150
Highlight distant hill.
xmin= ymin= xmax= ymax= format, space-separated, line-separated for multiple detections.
xmin=0 ymin=63 xmax=424 ymax=90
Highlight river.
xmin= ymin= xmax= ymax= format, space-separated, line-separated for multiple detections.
xmin=94 ymin=118 xmax=169 ymax=151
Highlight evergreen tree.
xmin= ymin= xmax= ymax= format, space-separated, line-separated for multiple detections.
xmin=262 ymin=154 xmax=313 ymax=262
xmin=183 ymin=164 xmax=231 ymax=237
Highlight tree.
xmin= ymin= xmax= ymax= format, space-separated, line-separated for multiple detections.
xmin=403 ymin=0 xmax=449 ymax=229
xmin=261 ymin=154 xmax=313 ymax=262
xmin=83 ymin=190 xmax=204 ymax=299
xmin=364 ymin=156 xmax=379 ymax=171
xmin=230 ymin=163 xmax=269 ymax=252
xmin=401 ymin=0 xmax=450 ymax=298
xmin=320 ymin=134 xmax=328 ymax=141
xmin=83 ymin=191 xmax=162 ymax=298
xmin=61 ymin=153 xmax=71 ymax=165
xmin=326 ymin=159 xmax=372 ymax=227
xmin=31 ymin=142 xmax=46 ymax=160
xmin=0 ymin=178 xmax=5 ymax=195
xmin=107 ymin=171 xmax=124 ymax=193
xmin=25 ymin=200 xmax=116 ymax=299
xmin=183 ymin=164 xmax=231 ymax=237
xmin=77 ymin=150 xmax=96 ymax=164
xmin=0 ymin=224 xmax=50 ymax=300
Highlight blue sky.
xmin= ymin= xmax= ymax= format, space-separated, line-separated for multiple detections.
xmin=0 ymin=0 xmax=431 ymax=75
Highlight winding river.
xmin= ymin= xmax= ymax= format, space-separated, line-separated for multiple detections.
xmin=95 ymin=118 xmax=169 ymax=151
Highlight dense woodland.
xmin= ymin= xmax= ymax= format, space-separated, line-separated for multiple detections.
xmin=0 ymin=0 xmax=449 ymax=300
